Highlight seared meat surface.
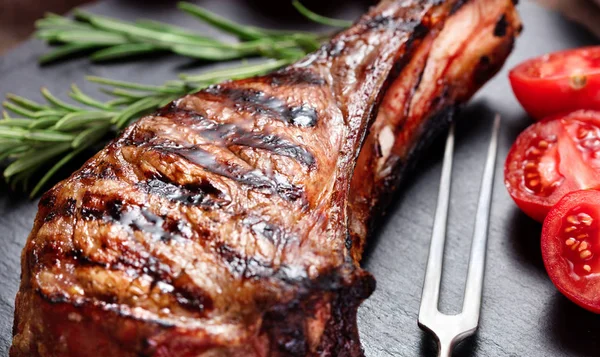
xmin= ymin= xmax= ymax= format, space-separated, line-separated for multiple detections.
xmin=11 ymin=0 xmax=521 ymax=356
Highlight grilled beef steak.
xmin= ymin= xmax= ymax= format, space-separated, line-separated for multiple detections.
xmin=11 ymin=0 xmax=521 ymax=356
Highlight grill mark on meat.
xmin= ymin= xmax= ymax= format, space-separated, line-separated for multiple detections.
xmin=205 ymin=86 xmax=319 ymax=128
xmin=266 ymin=67 xmax=326 ymax=87
xmin=79 ymin=197 xmax=192 ymax=244
xmin=115 ymin=206 xmax=192 ymax=243
xmin=168 ymin=146 xmax=303 ymax=201
xmin=137 ymin=178 xmax=224 ymax=208
xmin=163 ymin=109 xmax=316 ymax=167
xmin=216 ymin=243 xmax=272 ymax=279
xmin=43 ymin=198 xmax=76 ymax=223
xmin=171 ymin=283 xmax=214 ymax=314
xmin=72 ymin=203 xmax=215 ymax=315
xmin=216 ymin=243 xmax=307 ymax=283
xmin=360 ymin=15 xmax=422 ymax=33
xmin=201 ymin=125 xmax=316 ymax=167
xmin=243 ymin=216 xmax=285 ymax=245
xmin=39 ymin=192 xmax=56 ymax=209
xmin=36 ymin=243 xmax=214 ymax=316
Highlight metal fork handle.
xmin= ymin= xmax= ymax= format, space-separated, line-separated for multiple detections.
xmin=418 ymin=115 xmax=501 ymax=357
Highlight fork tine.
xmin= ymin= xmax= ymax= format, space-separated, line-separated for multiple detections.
xmin=418 ymin=122 xmax=454 ymax=317
xmin=417 ymin=117 xmax=501 ymax=357
xmin=461 ymin=114 xmax=501 ymax=322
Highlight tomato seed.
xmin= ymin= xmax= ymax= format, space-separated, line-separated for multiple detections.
xmin=569 ymin=73 xmax=587 ymax=90
xmin=530 ymin=148 xmax=541 ymax=156
xmin=566 ymin=237 xmax=576 ymax=246
xmin=584 ymin=265 xmax=592 ymax=273
xmin=580 ymin=250 xmax=592 ymax=259
xmin=578 ymin=213 xmax=593 ymax=226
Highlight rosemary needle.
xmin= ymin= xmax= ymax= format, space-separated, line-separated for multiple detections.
xmin=36 ymin=1 xmax=346 ymax=64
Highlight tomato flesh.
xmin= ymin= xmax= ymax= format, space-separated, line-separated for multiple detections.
xmin=542 ymin=190 xmax=600 ymax=313
xmin=509 ymin=46 xmax=600 ymax=120
xmin=504 ymin=110 xmax=600 ymax=222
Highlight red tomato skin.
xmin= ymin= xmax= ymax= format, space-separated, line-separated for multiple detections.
xmin=504 ymin=110 xmax=600 ymax=222
xmin=507 ymin=191 xmax=548 ymax=222
xmin=503 ymin=116 xmax=559 ymax=222
xmin=542 ymin=190 xmax=600 ymax=314
xmin=509 ymin=46 xmax=600 ymax=120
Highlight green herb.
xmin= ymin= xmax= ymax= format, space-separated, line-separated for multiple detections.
xmin=291 ymin=1 xmax=353 ymax=28
xmin=35 ymin=1 xmax=349 ymax=64
xmin=1 ymin=3 xmax=352 ymax=197
xmin=1 ymin=59 xmax=293 ymax=197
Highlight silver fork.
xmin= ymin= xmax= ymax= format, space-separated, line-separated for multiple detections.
xmin=418 ymin=115 xmax=501 ymax=357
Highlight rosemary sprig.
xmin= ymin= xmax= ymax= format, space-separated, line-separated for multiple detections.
xmin=36 ymin=1 xmax=348 ymax=64
xmin=1 ymin=60 xmax=293 ymax=197
xmin=1 ymin=2 xmax=351 ymax=196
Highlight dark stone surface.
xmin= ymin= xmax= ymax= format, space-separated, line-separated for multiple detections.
xmin=0 ymin=1 xmax=598 ymax=356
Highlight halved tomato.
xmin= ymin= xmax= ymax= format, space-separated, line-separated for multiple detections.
xmin=542 ymin=189 xmax=600 ymax=313
xmin=504 ymin=110 xmax=600 ymax=222
xmin=509 ymin=46 xmax=600 ymax=120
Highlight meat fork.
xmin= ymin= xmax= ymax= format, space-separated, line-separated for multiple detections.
xmin=418 ymin=115 xmax=501 ymax=357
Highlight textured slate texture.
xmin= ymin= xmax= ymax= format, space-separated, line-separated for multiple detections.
xmin=0 ymin=1 xmax=598 ymax=356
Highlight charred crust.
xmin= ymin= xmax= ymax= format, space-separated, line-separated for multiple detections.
xmin=137 ymin=178 xmax=222 ymax=208
xmin=263 ymin=299 xmax=309 ymax=356
xmin=216 ymin=243 xmax=277 ymax=280
xmin=267 ymin=68 xmax=325 ymax=87
xmin=172 ymin=285 xmax=214 ymax=314
xmin=245 ymin=217 xmax=285 ymax=244
xmin=43 ymin=197 xmax=76 ymax=223
xmin=98 ymin=163 xmax=119 ymax=180
xmin=63 ymin=198 xmax=76 ymax=216
xmin=259 ymin=270 xmax=375 ymax=356
xmin=363 ymin=15 xmax=394 ymax=29
xmin=195 ymin=122 xmax=317 ymax=167
xmin=359 ymin=15 xmax=422 ymax=35
xmin=39 ymin=192 xmax=56 ymax=209
xmin=78 ymin=197 xmax=192 ymax=243
xmin=205 ymin=87 xmax=319 ymax=128
xmin=474 ymin=55 xmax=494 ymax=85
xmin=493 ymin=14 xmax=508 ymax=37
xmin=324 ymin=39 xmax=346 ymax=57
xmin=317 ymin=275 xmax=375 ymax=356
xmin=169 ymin=146 xmax=304 ymax=202
xmin=345 ymin=235 xmax=353 ymax=250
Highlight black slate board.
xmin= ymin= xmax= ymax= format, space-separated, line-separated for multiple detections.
xmin=0 ymin=1 xmax=599 ymax=356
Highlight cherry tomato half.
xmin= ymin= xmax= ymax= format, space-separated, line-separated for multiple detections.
xmin=509 ymin=46 xmax=600 ymax=120
xmin=504 ymin=110 xmax=600 ymax=222
xmin=542 ymin=189 xmax=600 ymax=313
